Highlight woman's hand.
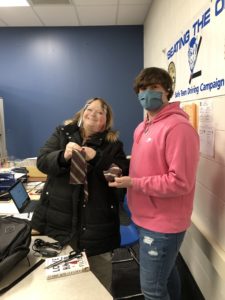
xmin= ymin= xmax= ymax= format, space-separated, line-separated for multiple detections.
xmin=108 ymin=176 xmax=132 ymax=188
xmin=64 ymin=142 xmax=83 ymax=161
xmin=82 ymin=146 xmax=96 ymax=161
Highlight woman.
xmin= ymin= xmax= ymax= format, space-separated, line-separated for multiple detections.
xmin=31 ymin=97 xmax=129 ymax=291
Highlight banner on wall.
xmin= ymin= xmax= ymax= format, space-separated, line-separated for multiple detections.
xmin=166 ymin=0 xmax=225 ymax=101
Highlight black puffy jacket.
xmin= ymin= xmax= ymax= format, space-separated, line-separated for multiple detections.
xmin=31 ymin=123 xmax=129 ymax=256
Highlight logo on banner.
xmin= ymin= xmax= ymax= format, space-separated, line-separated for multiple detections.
xmin=188 ymin=36 xmax=202 ymax=84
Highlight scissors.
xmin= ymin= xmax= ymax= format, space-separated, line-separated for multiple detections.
xmin=45 ymin=251 xmax=82 ymax=269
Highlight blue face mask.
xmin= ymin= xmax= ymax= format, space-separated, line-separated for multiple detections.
xmin=138 ymin=90 xmax=163 ymax=111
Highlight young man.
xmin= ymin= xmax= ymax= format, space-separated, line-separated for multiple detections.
xmin=109 ymin=67 xmax=199 ymax=300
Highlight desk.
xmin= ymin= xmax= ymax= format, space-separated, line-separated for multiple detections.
xmin=27 ymin=176 xmax=46 ymax=182
xmin=0 ymin=236 xmax=113 ymax=300
xmin=0 ymin=181 xmax=42 ymax=216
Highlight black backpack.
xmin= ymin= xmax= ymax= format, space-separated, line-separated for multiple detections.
xmin=0 ymin=216 xmax=31 ymax=282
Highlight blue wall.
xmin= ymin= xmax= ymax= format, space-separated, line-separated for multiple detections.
xmin=0 ymin=26 xmax=143 ymax=158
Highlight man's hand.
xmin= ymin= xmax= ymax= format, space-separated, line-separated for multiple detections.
xmin=108 ymin=176 xmax=132 ymax=188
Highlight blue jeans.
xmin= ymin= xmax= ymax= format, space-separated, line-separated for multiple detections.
xmin=138 ymin=227 xmax=185 ymax=300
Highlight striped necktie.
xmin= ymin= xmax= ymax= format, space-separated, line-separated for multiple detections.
xmin=69 ymin=150 xmax=88 ymax=203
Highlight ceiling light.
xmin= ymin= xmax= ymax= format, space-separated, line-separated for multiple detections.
xmin=0 ymin=0 xmax=30 ymax=6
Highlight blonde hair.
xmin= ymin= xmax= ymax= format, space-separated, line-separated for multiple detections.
xmin=64 ymin=98 xmax=118 ymax=142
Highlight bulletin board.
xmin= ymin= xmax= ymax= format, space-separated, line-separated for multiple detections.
xmin=181 ymin=103 xmax=198 ymax=130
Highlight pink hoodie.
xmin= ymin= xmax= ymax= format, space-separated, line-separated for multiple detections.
xmin=128 ymin=102 xmax=199 ymax=233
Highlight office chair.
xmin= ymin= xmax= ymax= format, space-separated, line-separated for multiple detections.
xmin=113 ymin=196 xmax=143 ymax=299
xmin=119 ymin=222 xmax=139 ymax=265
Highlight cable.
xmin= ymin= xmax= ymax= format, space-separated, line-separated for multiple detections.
xmin=32 ymin=238 xmax=63 ymax=257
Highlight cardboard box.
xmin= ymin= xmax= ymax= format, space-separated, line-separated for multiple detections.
xmin=26 ymin=166 xmax=47 ymax=178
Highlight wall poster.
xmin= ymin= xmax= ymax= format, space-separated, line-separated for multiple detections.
xmin=198 ymin=99 xmax=215 ymax=157
xmin=166 ymin=0 xmax=225 ymax=102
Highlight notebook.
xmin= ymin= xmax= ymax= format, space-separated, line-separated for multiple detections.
xmin=8 ymin=180 xmax=39 ymax=213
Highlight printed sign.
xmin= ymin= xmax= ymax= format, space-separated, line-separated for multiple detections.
xmin=167 ymin=0 xmax=225 ymax=101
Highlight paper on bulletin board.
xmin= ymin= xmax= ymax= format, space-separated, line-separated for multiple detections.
xmin=198 ymin=99 xmax=214 ymax=157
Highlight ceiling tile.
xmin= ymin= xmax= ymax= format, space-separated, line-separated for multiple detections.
xmin=33 ymin=5 xmax=79 ymax=26
xmin=117 ymin=4 xmax=149 ymax=25
xmin=120 ymin=0 xmax=151 ymax=4
xmin=30 ymin=0 xmax=70 ymax=4
xmin=77 ymin=5 xmax=117 ymax=26
xmin=0 ymin=1 xmax=152 ymax=26
xmin=72 ymin=0 xmax=117 ymax=5
xmin=0 ymin=7 xmax=42 ymax=26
